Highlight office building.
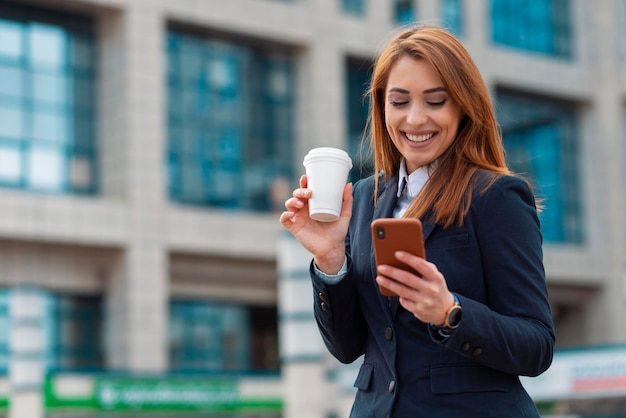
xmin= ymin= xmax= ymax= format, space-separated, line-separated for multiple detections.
xmin=0 ymin=0 xmax=624 ymax=417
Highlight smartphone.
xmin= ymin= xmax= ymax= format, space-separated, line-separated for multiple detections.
xmin=371 ymin=218 xmax=426 ymax=297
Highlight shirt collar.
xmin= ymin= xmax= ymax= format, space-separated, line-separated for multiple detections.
xmin=396 ymin=159 xmax=432 ymax=199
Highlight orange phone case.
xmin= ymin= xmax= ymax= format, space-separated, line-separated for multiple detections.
xmin=371 ymin=218 xmax=426 ymax=297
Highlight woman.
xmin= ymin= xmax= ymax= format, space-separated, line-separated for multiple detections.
xmin=280 ymin=26 xmax=555 ymax=417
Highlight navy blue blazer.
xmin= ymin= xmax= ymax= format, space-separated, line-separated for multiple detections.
xmin=310 ymin=171 xmax=555 ymax=418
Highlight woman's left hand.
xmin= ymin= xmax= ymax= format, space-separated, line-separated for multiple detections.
xmin=376 ymin=251 xmax=455 ymax=325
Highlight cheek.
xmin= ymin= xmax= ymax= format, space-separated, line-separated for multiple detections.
xmin=384 ymin=108 xmax=399 ymax=131
xmin=442 ymin=114 xmax=461 ymax=137
xmin=383 ymin=114 xmax=394 ymax=133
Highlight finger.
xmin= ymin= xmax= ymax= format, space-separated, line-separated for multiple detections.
xmin=292 ymin=188 xmax=312 ymax=199
xmin=284 ymin=197 xmax=305 ymax=211
xmin=279 ymin=211 xmax=297 ymax=225
xmin=377 ymin=263 xmax=421 ymax=286
xmin=299 ymin=174 xmax=308 ymax=188
xmin=339 ymin=183 xmax=353 ymax=219
xmin=394 ymin=252 xmax=439 ymax=281
xmin=376 ymin=275 xmax=405 ymax=296
xmin=378 ymin=265 xmax=436 ymax=302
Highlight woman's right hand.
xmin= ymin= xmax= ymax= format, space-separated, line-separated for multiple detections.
xmin=279 ymin=174 xmax=353 ymax=275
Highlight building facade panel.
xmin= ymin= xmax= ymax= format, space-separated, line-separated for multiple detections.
xmin=0 ymin=0 xmax=624 ymax=417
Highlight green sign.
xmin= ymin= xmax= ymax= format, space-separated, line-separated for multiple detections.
xmin=96 ymin=378 xmax=238 ymax=411
xmin=45 ymin=375 xmax=282 ymax=414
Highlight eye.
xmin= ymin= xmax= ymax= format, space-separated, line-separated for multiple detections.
xmin=389 ymin=100 xmax=408 ymax=107
xmin=427 ymin=100 xmax=446 ymax=107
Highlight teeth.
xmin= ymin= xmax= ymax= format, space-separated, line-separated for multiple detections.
xmin=406 ymin=133 xmax=434 ymax=142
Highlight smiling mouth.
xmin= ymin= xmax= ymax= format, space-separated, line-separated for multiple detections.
xmin=406 ymin=132 xmax=435 ymax=143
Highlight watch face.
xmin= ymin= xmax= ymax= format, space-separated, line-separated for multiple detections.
xmin=447 ymin=306 xmax=462 ymax=328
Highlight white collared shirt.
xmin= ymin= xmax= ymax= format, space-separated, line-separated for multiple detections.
xmin=393 ymin=158 xmax=431 ymax=218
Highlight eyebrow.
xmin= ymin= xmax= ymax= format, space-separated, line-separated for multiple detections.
xmin=387 ymin=86 xmax=448 ymax=94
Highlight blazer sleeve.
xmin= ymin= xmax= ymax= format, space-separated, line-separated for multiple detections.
xmin=309 ymin=178 xmax=372 ymax=364
xmin=310 ymin=257 xmax=367 ymax=364
xmin=434 ymin=175 xmax=556 ymax=377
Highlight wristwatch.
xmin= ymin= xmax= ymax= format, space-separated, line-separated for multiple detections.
xmin=442 ymin=294 xmax=462 ymax=329
xmin=430 ymin=294 xmax=463 ymax=338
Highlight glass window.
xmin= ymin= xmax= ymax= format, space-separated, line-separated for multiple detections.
xmin=167 ymin=31 xmax=295 ymax=211
xmin=46 ymin=294 xmax=103 ymax=371
xmin=490 ymin=0 xmax=572 ymax=58
xmin=395 ymin=0 xmax=416 ymax=25
xmin=0 ymin=65 xmax=23 ymax=98
xmin=496 ymin=90 xmax=582 ymax=244
xmin=441 ymin=0 xmax=464 ymax=37
xmin=30 ymin=23 xmax=67 ymax=69
xmin=0 ymin=145 xmax=22 ymax=183
xmin=341 ymin=0 xmax=365 ymax=16
xmin=0 ymin=290 xmax=9 ymax=374
xmin=0 ymin=106 xmax=24 ymax=139
xmin=169 ymin=301 xmax=278 ymax=373
xmin=0 ymin=19 xmax=23 ymax=60
xmin=346 ymin=57 xmax=374 ymax=183
xmin=28 ymin=146 xmax=64 ymax=191
xmin=0 ymin=4 xmax=97 ymax=195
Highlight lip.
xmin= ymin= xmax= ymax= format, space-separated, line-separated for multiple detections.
xmin=402 ymin=131 xmax=437 ymax=147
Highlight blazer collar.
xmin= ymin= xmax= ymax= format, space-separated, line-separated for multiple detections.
xmin=372 ymin=176 xmax=399 ymax=220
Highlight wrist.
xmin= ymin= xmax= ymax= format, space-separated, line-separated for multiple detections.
xmin=314 ymin=251 xmax=346 ymax=275
xmin=431 ymin=293 xmax=462 ymax=337
xmin=435 ymin=293 xmax=457 ymax=326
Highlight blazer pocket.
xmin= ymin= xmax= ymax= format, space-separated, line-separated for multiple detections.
xmin=430 ymin=364 xmax=514 ymax=394
xmin=427 ymin=233 xmax=469 ymax=250
xmin=353 ymin=362 xmax=374 ymax=390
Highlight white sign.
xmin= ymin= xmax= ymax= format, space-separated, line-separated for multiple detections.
xmin=522 ymin=345 xmax=626 ymax=401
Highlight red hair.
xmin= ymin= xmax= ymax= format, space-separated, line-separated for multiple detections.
xmin=367 ymin=26 xmax=513 ymax=227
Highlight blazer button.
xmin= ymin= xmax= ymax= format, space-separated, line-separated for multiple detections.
xmin=473 ymin=348 xmax=483 ymax=356
xmin=388 ymin=380 xmax=396 ymax=394
xmin=384 ymin=327 xmax=393 ymax=340
xmin=320 ymin=302 xmax=329 ymax=312
xmin=461 ymin=343 xmax=470 ymax=352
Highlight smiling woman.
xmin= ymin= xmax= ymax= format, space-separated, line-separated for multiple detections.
xmin=280 ymin=26 xmax=555 ymax=418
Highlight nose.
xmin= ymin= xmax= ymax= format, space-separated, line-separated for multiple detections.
xmin=406 ymin=103 xmax=427 ymax=126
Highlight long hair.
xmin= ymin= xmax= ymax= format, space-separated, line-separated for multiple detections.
xmin=367 ymin=26 xmax=513 ymax=227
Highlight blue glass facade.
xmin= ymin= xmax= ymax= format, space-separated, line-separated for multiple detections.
xmin=169 ymin=300 xmax=249 ymax=372
xmin=346 ymin=57 xmax=373 ymax=183
xmin=0 ymin=290 xmax=8 ymax=374
xmin=167 ymin=31 xmax=295 ymax=211
xmin=496 ymin=90 xmax=582 ymax=244
xmin=342 ymin=0 xmax=365 ymax=16
xmin=490 ymin=0 xmax=572 ymax=58
xmin=46 ymin=294 xmax=103 ymax=371
xmin=395 ymin=0 xmax=416 ymax=25
xmin=0 ymin=4 xmax=98 ymax=194
xmin=169 ymin=300 xmax=278 ymax=373
xmin=0 ymin=289 xmax=102 ymax=373
xmin=441 ymin=0 xmax=464 ymax=37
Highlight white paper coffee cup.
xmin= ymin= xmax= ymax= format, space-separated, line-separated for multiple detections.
xmin=303 ymin=147 xmax=353 ymax=222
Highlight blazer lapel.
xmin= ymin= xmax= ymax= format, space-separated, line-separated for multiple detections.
xmin=421 ymin=214 xmax=436 ymax=243
xmin=371 ymin=177 xmax=402 ymax=317
xmin=372 ymin=177 xmax=399 ymax=220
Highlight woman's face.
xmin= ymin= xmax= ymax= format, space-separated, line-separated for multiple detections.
xmin=384 ymin=56 xmax=462 ymax=174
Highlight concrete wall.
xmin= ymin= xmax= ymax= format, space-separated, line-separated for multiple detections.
xmin=0 ymin=0 xmax=624 ymax=417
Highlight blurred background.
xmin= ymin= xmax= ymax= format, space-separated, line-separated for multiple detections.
xmin=0 ymin=0 xmax=624 ymax=417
